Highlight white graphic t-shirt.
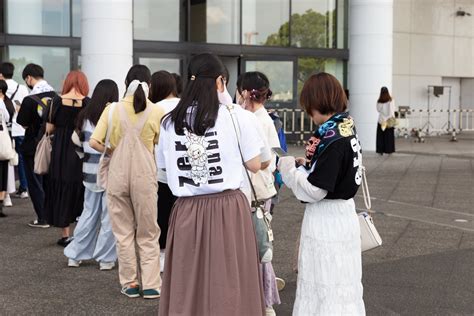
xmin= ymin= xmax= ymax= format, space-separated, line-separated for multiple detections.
xmin=154 ymin=98 xmax=180 ymax=183
xmin=157 ymin=105 xmax=265 ymax=197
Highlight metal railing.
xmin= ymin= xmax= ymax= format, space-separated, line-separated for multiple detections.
xmin=397 ymin=108 xmax=474 ymax=137
xmin=272 ymin=107 xmax=474 ymax=144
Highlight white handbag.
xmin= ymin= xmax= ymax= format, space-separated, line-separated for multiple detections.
xmin=0 ymin=112 xmax=16 ymax=161
xmin=358 ymin=166 xmax=383 ymax=252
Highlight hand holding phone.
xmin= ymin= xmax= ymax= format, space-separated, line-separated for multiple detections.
xmin=271 ymin=147 xmax=289 ymax=158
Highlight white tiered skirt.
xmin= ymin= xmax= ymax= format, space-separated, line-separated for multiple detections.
xmin=293 ymin=198 xmax=366 ymax=316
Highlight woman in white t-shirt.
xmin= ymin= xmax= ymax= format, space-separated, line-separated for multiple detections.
xmin=149 ymin=70 xmax=180 ymax=272
xmin=376 ymin=86 xmax=396 ymax=154
xmin=237 ymin=71 xmax=281 ymax=316
xmin=157 ymin=53 xmax=266 ymax=316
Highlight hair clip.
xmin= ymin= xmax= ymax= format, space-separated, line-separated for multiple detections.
xmin=190 ymin=75 xmax=196 ymax=81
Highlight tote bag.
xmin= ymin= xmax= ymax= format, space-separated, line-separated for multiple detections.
xmin=33 ymin=99 xmax=54 ymax=175
xmin=0 ymin=113 xmax=15 ymax=161
xmin=97 ymin=103 xmax=117 ymax=190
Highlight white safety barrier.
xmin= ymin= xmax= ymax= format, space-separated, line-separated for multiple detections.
xmin=397 ymin=108 xmax=474 ymax=137
xmin=272 ymin=108 xmax=474 ymax=144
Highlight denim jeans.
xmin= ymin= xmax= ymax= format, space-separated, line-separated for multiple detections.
xmin=13 ymin=136 xmax=28 ymax=191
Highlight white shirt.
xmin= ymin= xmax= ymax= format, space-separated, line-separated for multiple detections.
xmin=0 ymin=99 xmax=10 ymax=124
xmin=154 ymin=97 xmax=180 ymax=183
xmin=6 ymin=79 xmax=29 ymax=137
xmin=157 ymin=104 xmax=264 ymax=197
xmin=377 ymin=100 xmax=395 ymax=124
xmin=248 ymin=106 xmax=281 ymax=200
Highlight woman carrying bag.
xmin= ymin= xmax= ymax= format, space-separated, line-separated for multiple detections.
xmin=278 ymin=73 xmax=365 ymax=315
xmin=376 ymin=86 xmax=396 ymax=155
xmin=64 ymin=79 xmax=119 ymax=270
xmin=90 ymin=65 xmax=164 ymax=299
xmin=0 ymin=80 xmax=15 ymax=217
xmin=157 ymin=53 xmax=266 ymax=316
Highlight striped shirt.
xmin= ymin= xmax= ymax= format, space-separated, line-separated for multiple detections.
xmin=80 ymin=120 xmax=103 ymax=192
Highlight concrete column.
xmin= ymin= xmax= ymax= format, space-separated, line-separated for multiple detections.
xmin=81 ymin=0 xmax=133 ymax=96
xmin=348 ymin=0 xmax=393 ymax=151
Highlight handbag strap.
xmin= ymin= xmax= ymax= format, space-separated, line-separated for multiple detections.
xmin=225 ymin=104 xmax=260 ymax=205
xmin=360 ymin=165 xmax=371 ymax=210
xmin=102 ymin=102 xmax=117 ymax=154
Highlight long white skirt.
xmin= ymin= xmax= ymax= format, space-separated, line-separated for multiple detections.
xmin=293 ymin=198 xmax=365 ymax=316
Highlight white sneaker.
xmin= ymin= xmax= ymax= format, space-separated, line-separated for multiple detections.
xmin=3 ymin=194 xmax=12 ymax=207
xmin=275 ymin=277 xmax=286 ymax=291
xmin=99 ymin=261 xmax=115 ymax=271
xmin=265 ymin=307 xmax=276 ymax=316
xmin=68 ymin=259 xmax=81 ymax=267
xmin=20 ymin=191 xmax=29 ymax=199
xmin=160 ymin=250 xmax=165 ymax=273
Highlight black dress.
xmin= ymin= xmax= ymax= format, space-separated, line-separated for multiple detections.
xmin=44 ymin=97 xmax=89 ymax=227
xmin=376 ymin=124 xmax=395 ymax=154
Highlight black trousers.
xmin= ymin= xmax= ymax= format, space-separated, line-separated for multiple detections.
xmin=376 ymin=124 xmax=395 ymax=154
xmin=23 ymin=155 xmax=46 ymax=221
xmin=158 ymin=181 xmax=178 ymax=249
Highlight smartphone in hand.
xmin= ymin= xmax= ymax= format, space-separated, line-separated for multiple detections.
xmin=271 ymin=147 xmax=289 ymax=158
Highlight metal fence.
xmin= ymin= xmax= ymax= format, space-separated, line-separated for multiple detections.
xmin=273 ymin=107 xmax=474 ymax=144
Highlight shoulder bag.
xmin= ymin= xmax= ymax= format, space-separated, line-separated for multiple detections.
xmin=97 ymin=102 xmax=117 ymax=190
xmin=358 ymin=165 xmax=383 ymax=252
xmin=33 ymin=98 xmax=54 ymax=175
xmin=226 ymin=104 xmax=274 ymax=263
xmin=0 ymin=112 xmax=16 ymax=161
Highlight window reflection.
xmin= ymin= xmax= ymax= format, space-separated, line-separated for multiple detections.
xmin=297 ymin=57 xmax=344 ymax=97
xmin=245 ymin=60 xmax=294 ymax=103
xmin=134 ymin=0 xmax=180 ymax=41
xmin=8 ymin=45 xmax=70 ymax=91
xmin=242 ymin=0 xmax=290 ymax=46
xmin=7 ymin=0 xmax=70 ymax=36
xmin=139 ymin=57 xmax=181 ymax=75
xmin=190 ymin=0 xmax=240 ymax=44
xmin=291 ymin=0 xmax=337 ymax=48
xmin=72 ymin=0 xmax=81 ymax=37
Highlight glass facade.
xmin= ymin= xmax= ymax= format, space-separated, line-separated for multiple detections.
xmin=189 ymin=0 xmax=240 ymax=44
xmin=242 ymin=0 xmax=290 ymax=46
xmin=8 ymin=45 xmax=70 ymax=91
xmin=1 ymin=0 xmax=348 ymax=106
xmin=134 ymin=0 xmax=180 ymax=41
xmin=7 ymin=0 xmax=70 ymax=36
xmin=245 ymin=60 xmax=294 ymax=104
xmin=138 ymin=57 xmax=181 ymax=75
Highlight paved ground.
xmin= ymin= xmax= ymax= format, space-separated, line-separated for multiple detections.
xmin=0 ymin=134 xmax=473 ymax=315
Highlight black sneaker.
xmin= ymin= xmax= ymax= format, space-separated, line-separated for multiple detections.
xmin=0 ymin=211 xmax=7 ymax=218
xmin=28 ymin=220 xmax=50 ymax=228
xmin=57 ymin=237 xmax=73 ymax=247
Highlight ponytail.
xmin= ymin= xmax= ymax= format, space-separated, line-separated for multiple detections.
xmin=133 ymin=84 xmax=147 ymax=114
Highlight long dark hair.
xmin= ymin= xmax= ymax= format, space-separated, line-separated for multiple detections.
xmin=76 ymin=79 xmax=119 ymax=129
xmin=164 ymin=53 xmax=225 ymax=136
xmin=0 ymin=80 xmax=15 ymax=120
xmin=238 ymin=71 xmax=273 ymax=103
xmin=125 ymin=65 xmax=151 ymax=114
xmin=150 ymin=70 xmax=177 ymax=103
xmin=378 ymin=86 xmax=392 ymax=103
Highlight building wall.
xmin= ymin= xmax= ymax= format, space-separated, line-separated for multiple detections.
xmin=393 ymin=0 xmax=474 ymax=114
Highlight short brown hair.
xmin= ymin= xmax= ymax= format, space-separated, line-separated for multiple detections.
xmin=300 ymin=72 xmax=347 ymax=115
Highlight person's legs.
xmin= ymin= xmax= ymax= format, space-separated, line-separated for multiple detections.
xmin=64 ymin=188 xmax=102 ymax=262
xmin=14 ymin=136 xmax=28 ymax=193
xmin=132 ymin=179 xmax=160 ymax=293
xmin=107 ymin=191 xmax=139 ymax=290
xmin=94 ymin=191 xmax=117 ymax=265
xmin=23 ymin=155 xmax=46 ymax=224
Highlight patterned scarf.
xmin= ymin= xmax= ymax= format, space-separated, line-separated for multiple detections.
xmin=304 ymin=112 xmax=356 ymax=166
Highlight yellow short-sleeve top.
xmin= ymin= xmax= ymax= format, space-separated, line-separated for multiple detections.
xmin=91 ymin=96 xmax=165 ymax=152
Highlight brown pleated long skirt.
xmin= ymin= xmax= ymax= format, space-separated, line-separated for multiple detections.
xmin=158 ymin=189 xmax=265 ymax=316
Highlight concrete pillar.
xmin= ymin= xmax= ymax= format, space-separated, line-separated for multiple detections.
xmin=348 ymin=0 xmax=393 ymax=151
xmin=81 ymin=0 xmax=133 ymax=96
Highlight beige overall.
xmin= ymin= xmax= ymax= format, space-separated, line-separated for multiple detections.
xmin=107 ymin=103 xmax=161 ymax=290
